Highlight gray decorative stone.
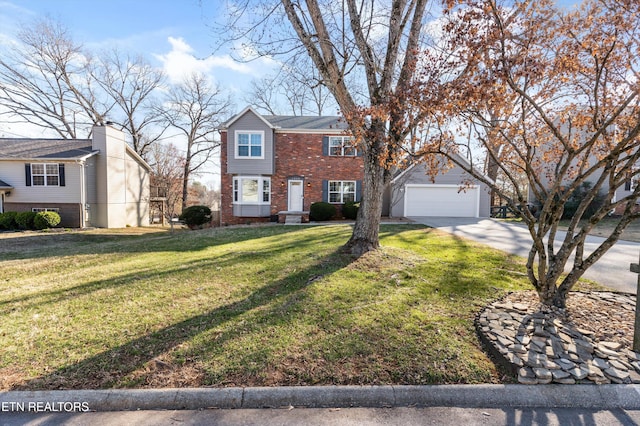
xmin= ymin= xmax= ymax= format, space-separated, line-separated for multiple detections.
xmin=592 ymin=357 xmax=609 ymax=370
xmin=600 ymin=341 xmax=623 ymax=351
xmin=568 ymin=367 xmax=588 ymax=380
xmin=477 ymin=291 xmax=635 ymax=386
xmin=604 ymin=367 xmax=629 ymax=384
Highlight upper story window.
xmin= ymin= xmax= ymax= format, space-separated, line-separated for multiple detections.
xmin=329 ymin=136 xmax=357 ymax=156
xmin=235 ymin=131 xmax=264 ymax=159
xmin=31 ymin=163 xmax=60 ymax=186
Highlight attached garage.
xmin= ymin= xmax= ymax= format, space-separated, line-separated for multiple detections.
xmin=404 ymin=184 xmax=480 ymax=217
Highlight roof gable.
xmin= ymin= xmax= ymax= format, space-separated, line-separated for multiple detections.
xmin=221 ymin=106 xmax=348 ymax=132
xmin=0 ymin=138 xmax=94 ymax=160
xmin=222 ymin=106 xmax=275 ymax=129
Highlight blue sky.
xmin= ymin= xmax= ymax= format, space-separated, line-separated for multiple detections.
xmin=0 ymin=0 xmax=582 ymax=139
xmin=0 ymin=0 xmax=276 ymax=114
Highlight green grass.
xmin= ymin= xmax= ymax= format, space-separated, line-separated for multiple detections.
xmin=0 ymin=224 xmax=531 ymax=390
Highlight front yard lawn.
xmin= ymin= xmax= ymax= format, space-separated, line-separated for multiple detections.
xmin=0 ymin=224 xmax=532 ymax=390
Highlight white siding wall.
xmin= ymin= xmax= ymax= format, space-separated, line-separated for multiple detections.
xmin=124 ymin=149 xmax=150 ymax=226
xmin=0 ymin=160 xmax=82 ymax=204
xmin=92 ymin=125 xmax=150 ymax=228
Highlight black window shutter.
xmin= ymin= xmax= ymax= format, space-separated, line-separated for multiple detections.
xmin=25 ymin=164 xmax=31 ymax=186
xmin=356 ymin=180 xmax=362 ymax=202
xmin=322 ymin=136 xmax=329 ymax=156
xmin=59 ymin=163 xmax=65 ymax=187
xmin=322 ymin=179 xmax=328 ymax=202
xmin=626 ymin=180 xmax=631 ymax=191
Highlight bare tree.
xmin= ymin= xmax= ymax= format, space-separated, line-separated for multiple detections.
xmin=90 ymin=50 xmax=167 ymax=158
xmin=158 ymin=73 xmax=232 ymax=211
xmin=421 ymin=0 xmax=640 ymax=308
xmin=221 ymin=0 xmax=433 ymax=255
xmin=0 ymin=18 xmax=109 ymax=138
xmin=245 ymin=75 xmax=282 ymax=115
xmin=148 ymin=143 xmax=185 ymax=232
xmin=245 ymin=58 xmax=334 ymax=116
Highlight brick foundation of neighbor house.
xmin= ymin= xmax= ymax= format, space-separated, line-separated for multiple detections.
xmin=4 ymin=202 xmax=82 ymax=228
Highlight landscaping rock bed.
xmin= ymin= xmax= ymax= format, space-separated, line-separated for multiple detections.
xmin=476 ymin=291 xmax=640 ymax=384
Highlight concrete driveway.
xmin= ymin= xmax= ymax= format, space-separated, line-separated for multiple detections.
xmin=410 ymin=217 xmax=639 ymax=294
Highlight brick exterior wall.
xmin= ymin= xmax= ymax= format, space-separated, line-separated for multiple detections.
xmin=220 ymin=131 xmax=364 ymax=226
xmin=4 ymin=202 xmax=81 ymax=228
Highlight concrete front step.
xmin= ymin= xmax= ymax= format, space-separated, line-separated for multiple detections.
xmin=285 ymin=215 xmax=302 ymax=224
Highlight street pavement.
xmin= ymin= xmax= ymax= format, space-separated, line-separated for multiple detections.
xmin=3 ymin=406 xmax=640 ymax=425
xmin=411 ymin=217 xmax=639 ymax=294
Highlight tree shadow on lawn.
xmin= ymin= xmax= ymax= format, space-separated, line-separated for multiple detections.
xmin=0 ymin=226 xmax=351 ymax=315
xmin=11 ymin=246 xmax=356 ymax=390
xmin=0 ymin=225 xmax=308 ymax=262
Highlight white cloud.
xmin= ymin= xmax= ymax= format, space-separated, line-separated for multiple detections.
xmin=155 ymin=36 xmax=254 ymax=84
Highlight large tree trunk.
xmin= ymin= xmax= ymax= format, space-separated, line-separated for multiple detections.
xmin=344 ymin=146 xmax=385 ymax=256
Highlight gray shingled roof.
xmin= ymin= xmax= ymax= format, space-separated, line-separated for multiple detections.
xmin=0 ymin=138 xmax=94 ymax=160
xmin=0 ymin=179 xmax=12 ymax=189
xmin=263 ymin=115 xmax=349 ymax=130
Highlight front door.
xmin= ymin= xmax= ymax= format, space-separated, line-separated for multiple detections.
xmin=288 ymin=180 xmax=304 ymax=211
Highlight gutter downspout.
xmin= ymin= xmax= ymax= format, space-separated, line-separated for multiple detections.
xmin=78 ymin=160 xmax=86 ymax=228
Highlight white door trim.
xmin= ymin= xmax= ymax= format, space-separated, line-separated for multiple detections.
xmin=288 ymin=180 xmax=304 ymax=212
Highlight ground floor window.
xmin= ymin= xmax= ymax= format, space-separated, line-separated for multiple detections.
xmin=233 ymin=176 xmax=271 ymax=204
xmin=329 ymin=180 xmax=356 ymax=204
xmin=31 ymin=207 xmax=60 ymax=213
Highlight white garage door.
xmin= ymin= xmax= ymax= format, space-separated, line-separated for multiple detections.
xmin=405 ymin=185 xmax=479 ymax=217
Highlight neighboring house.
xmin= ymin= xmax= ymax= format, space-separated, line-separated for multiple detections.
xmin=524 ymin=124 xmax=636 ymax=215
xmin=220 ymin=107 xmax=490 ymax=225
xmin=0 ymin=124 xmax=151 ymax=228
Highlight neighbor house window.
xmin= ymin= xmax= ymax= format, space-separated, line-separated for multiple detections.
xmin=32 ymin=208 xmax=60 ymax=213
xmin=329 ymin=136 xmax=357 ymax=156
xmin=233 ymin=176 xmax=270 ymax=204
xmin=329 ymin=180 xmax=356 ymax=203
xmin=31 ymin=163 xmax=59 ymax=186
xmin=235 ymin=131 xmax=264 ymax=159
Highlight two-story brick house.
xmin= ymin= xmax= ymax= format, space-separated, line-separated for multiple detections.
xmin=220 ymin=107 xmax=364 ymax=225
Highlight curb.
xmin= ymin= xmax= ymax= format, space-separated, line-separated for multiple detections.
xmin=2 ymin=385 xmax=640 ymax=412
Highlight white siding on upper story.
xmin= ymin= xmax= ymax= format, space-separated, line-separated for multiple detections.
xmin=0 ymin=159 xmax=82 ymax=204
xmin=226 ymin=110 xmax=274 ymax=175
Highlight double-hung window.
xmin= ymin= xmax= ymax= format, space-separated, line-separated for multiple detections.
xmin=233 ymin=176 xmax=270 ymax=204
xmin=236 ymin=131 xmax=264 ymax=159
xmin=329 ymin=180 xmax=356 ymax=204
xmin=329 ymin=136 xmax=357 ymax=156
xmin=31 ymin=163 xmax=60 ymax=186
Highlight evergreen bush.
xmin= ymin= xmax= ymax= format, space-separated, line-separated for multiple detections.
xmin=310 ymin=202 xmax=336 ymax=221
xmin=15 ymin=211 xmax=37 ymax=230
xmin=0 ymin=211 xmax=18 ymax=230
xmin=33 ymin=211 xmax=61 ymax=230
xmin=179 ymin=205 xmax=212 ymax=229
xmin=342 ymin=202 xmax=359 ymax=220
